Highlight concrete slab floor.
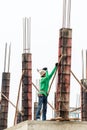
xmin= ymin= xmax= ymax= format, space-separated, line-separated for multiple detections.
xmin=5 ymin=120 xmax=87 ymax=130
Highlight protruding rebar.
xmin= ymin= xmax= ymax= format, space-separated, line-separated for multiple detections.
xmin=23 ymin=18 xmax=26 ymax=53
xmin=67 ymin=0 xmax=71 ymax=28
xmin=8 ymin=43 xmax=11 ymax=72
xmin=62 ymin=0 xmax=71 ymax=28
xmin=4 ymin=43 xmax=7 ymax=72
xmin=23 ymin=17 xmax=31 ymax=53
xmin=27 ymin=17 xmax=31 ymax=53
xmin=82 ymin=49 xmax=84 ymax=79
xmin=86 ymin=50 xmax=87 ymax=79
xmin=62 ymin=0 xmax=66 ymax=28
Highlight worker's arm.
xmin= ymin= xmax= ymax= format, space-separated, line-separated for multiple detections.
xmin=48 ymin=65 xmax=57 ymax=80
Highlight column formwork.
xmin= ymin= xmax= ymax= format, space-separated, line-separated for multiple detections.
xmin=22 ymin=53 xmax=32 ymax=121
xmin=0 ymin=72 xmax=10 ymax=130
xmin=81 ymin=79 xmax=87 ymax=121
xmin=55 ymin=28 xmax=72 ymax=118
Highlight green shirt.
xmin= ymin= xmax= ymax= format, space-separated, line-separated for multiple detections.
xmin=39 ymin=66 xmax=57 ymax=96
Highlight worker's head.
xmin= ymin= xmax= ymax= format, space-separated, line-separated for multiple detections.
xmin=39 ymin=69 xmax=46 ymax=77
xmin=37 ymin=67 xmax=47 ymax=77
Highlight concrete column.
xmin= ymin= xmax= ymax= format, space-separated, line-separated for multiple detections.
xmin=81 ymin=79 xmax=87 ymax=121
xmin=0 ymin=72 xmax=10 ymax=130
xmin=22 ymin=53 xmax=32 ymax=121
xmin=55 ymin=28 xmax=72 ymax=118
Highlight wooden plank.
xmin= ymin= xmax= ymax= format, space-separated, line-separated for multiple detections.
xmin=48 ymin=117 xmax=80 ymax=121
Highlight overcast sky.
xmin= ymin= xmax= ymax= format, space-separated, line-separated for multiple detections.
xmin=0 ymin=0 xmax=87 ymax=128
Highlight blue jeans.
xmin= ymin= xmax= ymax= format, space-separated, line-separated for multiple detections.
xmin=36 ymin=95 xmax=47 ymax=120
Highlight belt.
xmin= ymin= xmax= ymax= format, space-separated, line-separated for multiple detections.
xmin=38 ymin=94 xmax=44 ymax=96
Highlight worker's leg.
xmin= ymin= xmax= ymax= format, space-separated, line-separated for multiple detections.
xmin=36 ymin=96 xmax=43 ymax=120
xmin=42 ymin=95 xmax=47 ymax=120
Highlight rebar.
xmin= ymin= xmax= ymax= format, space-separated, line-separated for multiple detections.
xmin=27 ymin=17 xmax=31 ymax=53
xmin=86 ymin=50 xmax=87 ymax=79
xmin=62 ymin=0 xmax=71 ymax=28
xmin=23 ymin=17 xmax=31 ymax=53
xmin=8 ymin=43 xmax=11 ymax=72
xmin=23 ymin=17 xmax=26 ymax=53
xmin=62 ymin=0 xmax=66 ymax=28
xmin=4 ymin=43 xmax=7 ymax=72
xmin=67 ymin=0 xmax=71 ymax=28
xmin=82 ymin=49 xmax=84 ymax=79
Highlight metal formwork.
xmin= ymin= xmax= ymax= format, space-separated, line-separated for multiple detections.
xmin=22 ymin=53 xmax=32 ymax=121
xmin=0 ymin=72 xmax=10 ymax=130
xmin=0 ymin=43 xmax=11 ymax=129
xmin=17 ymin=112 xmax=22 ymax=123
xmin=80 ymin=50 xmax=87 ymax=121
xmin=81 ymin=79 xmax=87 ymax=121
xmin=34 ymin=102 xmax=38 ymax=120
xmin=55 ymin=28 xmax=72 ymax=118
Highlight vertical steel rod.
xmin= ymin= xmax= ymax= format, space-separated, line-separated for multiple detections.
xmin=67 ymin=0 xmax=71 ymax=28
xmin=23 ymin=17 xmax=31 ymax=53
xmin=23 ymin=18 xmax=26 ymax=53
xmin=86 ymin=50 xmax=87 ymax=79
xmin=27 ymin=17 xmax=31 ymax=53
xmin=8 ymin=43 xmax=11 ymax=72
xmin=82 ymin=49 xmax=84 ymax=79
xmin=4 ymin=43 xmax=7 ymax=72
xmin=62 ymin=0 xmax=66 ymax=28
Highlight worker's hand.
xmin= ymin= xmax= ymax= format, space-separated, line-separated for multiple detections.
xmin=46 ymin=92 xmax=49 ymax=96
xmin=55 ymin=63 xmax=58 ymax=67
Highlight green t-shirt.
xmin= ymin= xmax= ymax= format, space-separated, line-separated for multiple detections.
xmin=39 ymin=66 xmax=57 ymax=96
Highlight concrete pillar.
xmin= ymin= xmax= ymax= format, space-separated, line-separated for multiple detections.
xmin=81 ymin=79 xmax=87 ymax=121
xmin=55 ymin=28 xmax=72 ymax=118
xmin=0 ymin=72 xmax=10 ymax=130
xmin=22 ymin=53 xmax=32 ymax=121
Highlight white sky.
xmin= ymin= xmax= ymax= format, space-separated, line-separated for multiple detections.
xmin=0 ymin=0 xmax=87 ymax=128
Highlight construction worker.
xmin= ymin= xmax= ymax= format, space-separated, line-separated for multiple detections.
xmin=36 ymin=63 xmax=58 ymax=120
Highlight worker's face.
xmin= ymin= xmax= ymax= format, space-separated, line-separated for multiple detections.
xmin=41 ymin=73 xmax=46 ymax=77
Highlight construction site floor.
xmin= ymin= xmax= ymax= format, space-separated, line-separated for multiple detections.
xmin=5 ymin=120 xmax=87 ymax=130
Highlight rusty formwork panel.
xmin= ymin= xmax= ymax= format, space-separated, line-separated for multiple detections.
xmin=17 ymin=112 xmax=23 ymax=124
xmin=22 ymin=53 xmax=32 ymax=121
xmin=34 ymin=102 xmax=38 ymax=120
xmin=55 ymin=28 xmax=72 ymax=118
xmin=81 ymin=79 xmax=87 ymax=121
xmin=0 ymin=72 xmax=10 ymax=130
